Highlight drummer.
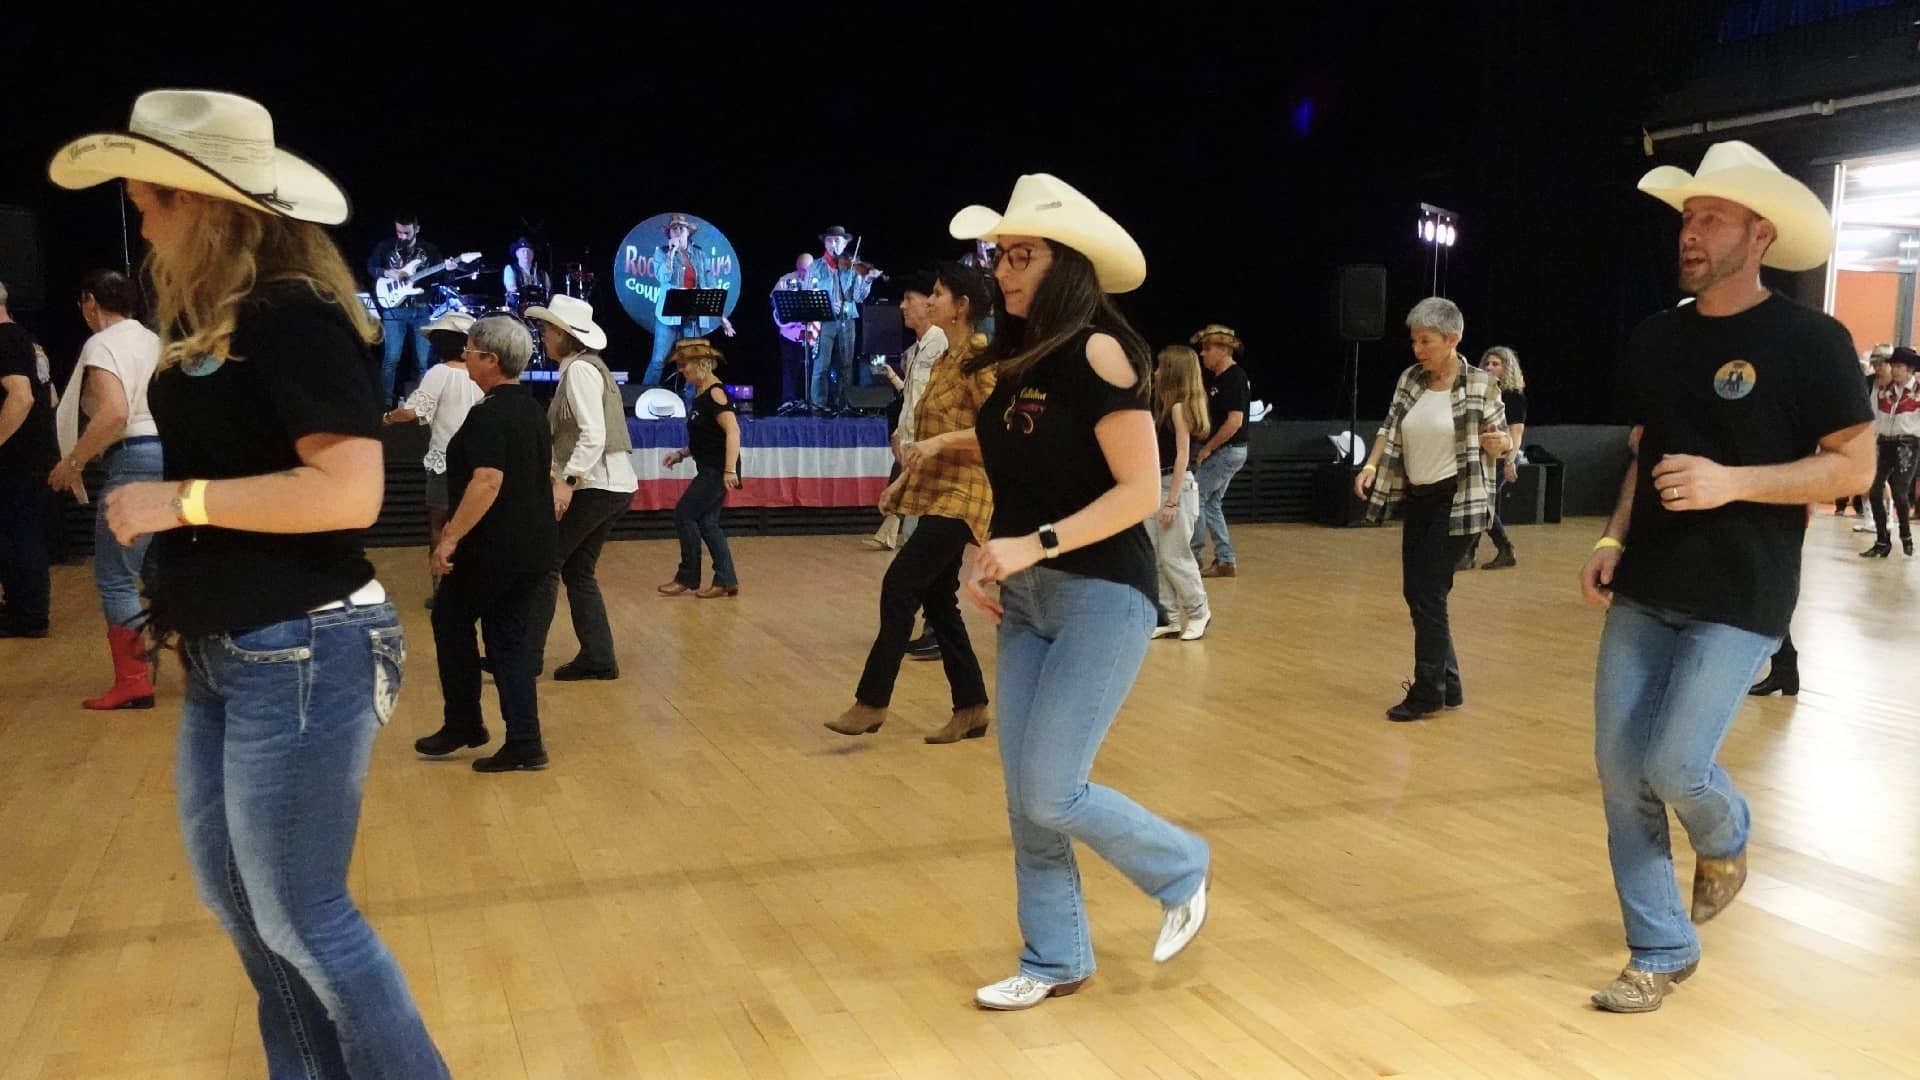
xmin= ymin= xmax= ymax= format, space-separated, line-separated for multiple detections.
xmin=504 ymin=237 xmax=550 ymax=313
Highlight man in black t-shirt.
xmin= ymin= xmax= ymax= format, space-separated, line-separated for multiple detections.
xmin=417 ymin=316 xmax=557 ymax=773
xmin=367 ymin=213 xmax=457 ymax=407
xmin=0 ymin=281 xmax=59 ymax=636
xmin=1579 ymin=142 xmax=1876 ymax=1014
xmin=1189 ymin=324 xmax=1251 ymax=577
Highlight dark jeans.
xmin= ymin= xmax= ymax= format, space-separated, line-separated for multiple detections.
xmin=1401 ymin=480 xmax=1470 ymax=704
xmin=780 ymin=338 xmax=811 ymax=405
xmin=811 ymin=318 xmax=856 ymax=410
xmin=855 ymin=514 xmax=987 ymax=711
xmin=674 ymin=466 xmax=738 ymax=588
xmin=534 ymin=487 xmax=630 ymax=673
xmin=0 ymin=469 xmax=50 ymax=629
xmin=1869 ymin=438 xmax=1917 ymax=542
xmin=379 ymin=304 xmax=433 ymax=405
xmin=433 ymin=566 xmax=545 ymax=746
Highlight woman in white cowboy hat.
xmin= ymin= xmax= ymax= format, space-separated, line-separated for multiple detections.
xmin=52 ymin=89 xmax=449 ymax=1075
xmin=522 ymin=294 xmax=639 ymax=696
xmin=953 ymin=174 xmax=1210 ymax=1011
xmin=382 ymin=310 xmax=481 ymax=604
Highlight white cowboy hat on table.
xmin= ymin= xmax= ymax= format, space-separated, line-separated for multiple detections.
xmin=524 ymin=294 xmax=608 ymax=351
xmin=949 ymin=173 xmax=1147 ymax=293
xmin=48 ymin=89 xmax=350 ymax=225
xmin=1636 ymin=140 xmax=1834 ymax=272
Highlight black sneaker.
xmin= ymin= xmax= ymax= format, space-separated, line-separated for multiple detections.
xmin=415 ymin=726 xmax=489 ymax=757
xmin=1387 ymin=684 xmax=1444 ymax=722
xmin=552 ymin=661 xmax=619 ymax=681
xmin=473 ymin=742 xmax=550 ymax=772
xmin=906 ymin=631 xmax=941 ymax=661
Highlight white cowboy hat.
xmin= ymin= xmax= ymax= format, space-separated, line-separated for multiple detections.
xmin=48 ymin=89 xmax=349 ymax=225
xmin=423 ymin=312 xmax=475 ymax=335
xmin=634 ymin=387 xmax=688 ymax=420
xmin=523 ymin=294 xmax=607 ymax=351
xmin=1636 ymin=140 xmax=1834 ymax=272
xmin=949 ymin=173 xmax=1147 ymax=293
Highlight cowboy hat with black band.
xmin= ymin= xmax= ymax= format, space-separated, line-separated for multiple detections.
xmin=1636 ymin=140 xmax=1834 ymax=272
xmin=48 ymin=89 xmax=350 ymax=225
xmin=949 ymin=173 xmax=1146 ymax=293
xmin=524 ymin=295 xmax=608 ymax=352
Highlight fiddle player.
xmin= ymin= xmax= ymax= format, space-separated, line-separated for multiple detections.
xmin=802 ymin=225 xmax=881 ymax=412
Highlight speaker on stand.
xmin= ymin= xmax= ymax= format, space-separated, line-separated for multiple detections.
xmin=1320 ymin=265 xmax=1387 ymax=526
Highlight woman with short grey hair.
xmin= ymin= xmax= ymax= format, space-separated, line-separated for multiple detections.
xmin=1354 ymin=297 xmax=1510 ymax=721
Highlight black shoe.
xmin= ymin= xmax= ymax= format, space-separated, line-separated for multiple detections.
xmin=552 ymin=661 xmax=619 ymax=681
xmin=1480 ymin=548 xmax=1517 ymax=570
xmin=1860 ymin=540 xmax=1892 ymax=558
xmin=1747 ymin=665 xmax=1799 ymax=696
xmin=473 ymin=742 xmax=550 ymax=772
xmin=1455 ymin=550 xmax=1477 ymax=572
xmin=906 ymin=631 xmax=941 ymax=660
xmin=1444 ymin=685 xmax=1465 ymax=709
xmin=415 ymin=725 xmax=490 ymax=756
xmin=1905 ymin=535 xmax=1914 ymax=557
xmin=0 ymin=620 xmax=50 ymax=639
xmin=1387 ymin=685 xmax=1444 ymax=722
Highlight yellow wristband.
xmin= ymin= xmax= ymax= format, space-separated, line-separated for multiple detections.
xmin=1359 ymin=464 xmax=1377 ymax=473
xmin=1593 ymin=536 xmax=1624 ymax=552
xmin=179 ymin=479 xmax=211 ymax=527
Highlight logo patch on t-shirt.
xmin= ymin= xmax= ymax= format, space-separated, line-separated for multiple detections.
xmin=1712 ymin=360 xmax=1755 ymax=400
xmin=1004 ymin=387 xmax=1047 ymax=434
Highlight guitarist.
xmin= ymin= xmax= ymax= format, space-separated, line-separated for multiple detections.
xmin=366 ymin=213 xmax=457 ymax=405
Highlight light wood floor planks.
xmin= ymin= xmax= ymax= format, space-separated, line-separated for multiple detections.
xmin=2 ymin=513 xmax=1917 ymax=1078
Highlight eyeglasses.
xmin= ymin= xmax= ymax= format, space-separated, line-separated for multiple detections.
xmin=1000 ymin=246 xmax=1040 ymax=272
xmin=460 ymin=344 xmax=496 ymax=359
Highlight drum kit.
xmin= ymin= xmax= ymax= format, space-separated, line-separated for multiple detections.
xmin=426 ymin=254 xmax=600 ymax=371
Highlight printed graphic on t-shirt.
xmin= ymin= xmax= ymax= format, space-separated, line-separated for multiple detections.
xmin=31 ymin=344 xmax=50 ymax=385
xmin=1004 ymin=387 xmax=1047 ymax=434
xmin=1713 ymin=360 xmax=1755 ymax=400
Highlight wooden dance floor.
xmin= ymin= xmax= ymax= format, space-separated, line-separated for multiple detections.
xmin=3 ymin=516 xmax=1917 ymax=1078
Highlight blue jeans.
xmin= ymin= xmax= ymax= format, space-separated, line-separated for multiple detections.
xmin=178 ymin=600 xmax=448 ymax=1079
xmin=810 ymin=319 xmax=856 ymax=409
xmin=379 ymin=306 xmax=433 ymax=405
xmin=645 ymin=320 xmax=680 ymax=388
xmin=1594 ymin=596 xmax=1778 ymax=973
xmin=94 ymin=439 xmax=164 ymax=628
xmin=1189 ymin=444 xmax=1248 ymax=566
xmin=995 ymin=567 xmax=1210 ymax=983
xmin=673 ymin=465 xmax=738 ymax=588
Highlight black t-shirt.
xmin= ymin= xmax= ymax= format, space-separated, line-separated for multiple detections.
xmin=1502 ymin=388 xmax=1528 ymax=426
xmin=445 ymin=383 xmax=555 ymax=572
xmin=146 ymin=282 xmax=384 ymax=636
xmin=1204 ymin=363 xmax=1251 ymax=447
xmin=688 ymin=383 xmax=736 ymax=470
xmin=0 ymin=323 xmax=57 ymax=472
xmin=366 ymin=237 xmax=446 ymax=306
xmin=1155 ymin=411 xmax=1192 ymax=473
xmin=978 ymin=329 xmax=1156 ymax=599
xmin=1611 ymin=295 xmax=1871 ymax=637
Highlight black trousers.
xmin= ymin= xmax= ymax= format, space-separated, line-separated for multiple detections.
xmin=433 ymin=567 xmax=546 ymax=746
xmin=0 ymin=469 xmax=50 ymax=629
xmin=534 ymin=487 xmax=630 ymax=672
xmin=1401 ymin=481 xmax=1470 ymax=704
xmin=855 ymin=514 xmax=987 ymax=711
xmin=1869 ymin=437 xmax=1917 ymax=542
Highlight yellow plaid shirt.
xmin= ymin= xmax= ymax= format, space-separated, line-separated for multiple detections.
xmin=884 ymin=339 xmax=996 ymax=542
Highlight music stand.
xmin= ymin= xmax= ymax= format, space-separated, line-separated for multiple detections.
xmin=662 ymin=288 xmax=730 ymax=327
xmin=771 ymin=290 xmax=836 ymax=415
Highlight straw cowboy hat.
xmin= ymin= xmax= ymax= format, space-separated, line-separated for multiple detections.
xmin=1636 ymin=140 xmax=1834 ymax=272
xmin=423 ymin=312 xmax=475 ymax=335
xmin=524 ymin=294 xmax=607 ymax=351
xmin=665 ymin=214 xmax=700 ymax=235
xmin=48 ymin=89 xmax=350 ymax=225
xmin=668 ymin=337 xmax=724 ymax=366
xmin=1190 ymin=323 xmax=1244 ymax=352
xmin=949 ymin=173 xmax=1146 ymax=293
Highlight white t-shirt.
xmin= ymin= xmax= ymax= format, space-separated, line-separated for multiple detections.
xmin=1401 ymin=387 xmax=1459 ymax=486
xmin=895 ymin=324 xmax=948 ymax=445
xmin=400 ymin=362 xmax=484 ymax=474
xmin=57 ymin=318 xmax=161 ymax=456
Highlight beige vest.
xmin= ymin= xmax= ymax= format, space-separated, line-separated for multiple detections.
xmin=548 ymin=351 xmax=633 ymax=474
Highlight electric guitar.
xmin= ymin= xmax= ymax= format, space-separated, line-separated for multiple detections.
xmin=376 ymin=251 xmax=482 ymax=308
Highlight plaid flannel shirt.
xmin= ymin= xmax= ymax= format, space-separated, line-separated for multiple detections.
xmin=1364 ymin=358 xmax=1507 ymax=536
xmin=885 ymin=338 xmax=996 ymax=542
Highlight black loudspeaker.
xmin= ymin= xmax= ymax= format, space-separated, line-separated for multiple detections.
xmin=0 ymin=205 xmax=47 ymax=313
xmin=858 ymin=301 xmax=905 ymax=357
xmin=1337 ymin=264 xmax=1387 ymax=343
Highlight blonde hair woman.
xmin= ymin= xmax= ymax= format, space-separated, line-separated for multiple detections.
xmin=1149 ymin=344 xmax=1214 ymax=639
xmin=54 ymin=90 xmax=448 ymax=1075
xmin=658 ymin=338 xmax=743 ymax=598
xmin=1469 ymin=345 xmax=1528 ymax=570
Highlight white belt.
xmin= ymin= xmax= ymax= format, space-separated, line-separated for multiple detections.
xmin=311 ymin=579 xmax=387 ymax=613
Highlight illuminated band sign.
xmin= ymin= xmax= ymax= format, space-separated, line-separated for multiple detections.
xmin=612 ymin=212 xmax=741 ymax=335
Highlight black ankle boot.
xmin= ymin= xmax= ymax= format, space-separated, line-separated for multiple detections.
xmin=415 ymin=725 xmax=489 ymax=756
xmin=1861 ymin=539 xmax=1892 ymax=558
xmin=474 ymin=741 xmax=550 ymax=772
xmin=1904 ymin=534 xmax=1914 ymax=557
xmin=1748 ymin=661 xmax=1799 ymax=697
